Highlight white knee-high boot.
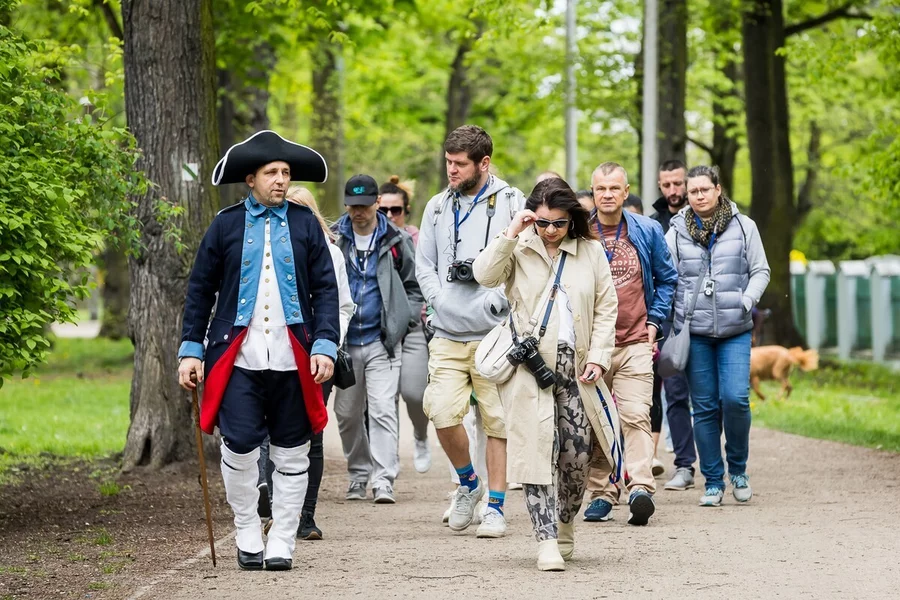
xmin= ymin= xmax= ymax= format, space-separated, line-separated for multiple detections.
xmin=266 ymin=442 xmax=310 ymax=562
xmin=221 ymin=444 xmax=264 ymax=554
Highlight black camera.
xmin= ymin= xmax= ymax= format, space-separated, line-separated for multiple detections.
xmin=507 ymin=336 xmax=556 ymax=389
xmin=447 ymin=258 xmax=475 ymax=282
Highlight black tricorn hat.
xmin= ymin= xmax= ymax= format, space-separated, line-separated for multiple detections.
xmin=211 ymin=130 xmax=328 ymax=186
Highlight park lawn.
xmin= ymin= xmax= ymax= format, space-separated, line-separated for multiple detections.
xmin=752 ymin=359 xmax=900 ymax=453
xmin=0 ymin=337 xmax=133 ymax=481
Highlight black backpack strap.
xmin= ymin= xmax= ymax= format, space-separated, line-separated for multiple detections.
xmin=483 ymin=193 xmax=497 ymax=249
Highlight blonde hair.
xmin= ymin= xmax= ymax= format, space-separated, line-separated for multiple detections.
xmin=286 ymin=186 xmax=335 ymax=241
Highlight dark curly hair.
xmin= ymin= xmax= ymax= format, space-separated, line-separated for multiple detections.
xmin=525 ymin=178 xmax=596 ymax=240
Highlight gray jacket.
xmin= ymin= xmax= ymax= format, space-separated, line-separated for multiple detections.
xmin=416 ymin=175 xmax=526 ymax=342
xmin=665 ymin=203 xmax=770 ymax=339
xmin=335 ymin=216 xmax=423 ymax=358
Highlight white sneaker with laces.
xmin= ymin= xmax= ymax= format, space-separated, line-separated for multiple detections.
xmin=413 ymin=439 xmax=432 ymax=473
xmin=475 ymin=509 xmax=507 ymax=538
xmin=448 ymin=480 xmax=484 ymax=531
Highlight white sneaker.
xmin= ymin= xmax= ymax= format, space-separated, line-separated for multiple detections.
xmin=473 ymin=500 xmax=487 ymax=525
xmin=448 ymin=480 xmax=485 ymax=531
xmin=475 ymin=509 xmax=507 ymax=538
xmin=413 ymin=439 xmax=432 ymax=473
xmin=652 ymin=458 xmax=666 ymax=477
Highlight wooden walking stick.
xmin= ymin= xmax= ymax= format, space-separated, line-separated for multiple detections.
xmin=190 ymin=373 xmax=217 ymax=567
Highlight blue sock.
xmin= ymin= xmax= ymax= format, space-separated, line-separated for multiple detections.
xmin=455 ymin=463 xmax=478 ymax=491
xmin=488 ymin=491 xmax=505 ymax=515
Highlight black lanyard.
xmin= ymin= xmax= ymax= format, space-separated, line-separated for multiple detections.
xmin=351 ymin=232 xmax=377 ymax=274
xmin=539 ymin=253 xmax=568 ymax=337
xmin=597 ymin=218 xmax=625 ymax=263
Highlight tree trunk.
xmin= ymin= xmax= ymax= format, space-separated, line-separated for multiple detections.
xmin=122 ymin=0 xmax=219 ymax=469
xmin=657 ymin=0 xmax=687 ymax=166
xmin=216 ymin=68 xmax=241 ymax=209
xmin=99 ymin=246 xmax=129 ymax=339
xmin=711 ymin=59 xmax=740 ymax=198
xmin=310 ymin=39 xmax=343 ymax=219
xmin=742 ymin=0 xmax=802 ymax=346
xmin=247 ymin=42 xmax=274 ymax=133
xmin=439 ymin=32 xmax=480 ymax=190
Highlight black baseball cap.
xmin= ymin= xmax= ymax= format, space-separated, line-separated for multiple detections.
xmin=344 ymin=174 xmax=379 ymax=206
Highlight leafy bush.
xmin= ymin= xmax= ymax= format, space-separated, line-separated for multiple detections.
xmin=0 ymin=0 xmax=145 ymax=384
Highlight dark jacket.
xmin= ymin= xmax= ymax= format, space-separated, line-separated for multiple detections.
xmin=179 ymin=198 xmax=340 ymax=434
xmin=335 ymin=212 xmax=423 ymax=358
xmin=651 ymin=197 xmax=677 ymax=233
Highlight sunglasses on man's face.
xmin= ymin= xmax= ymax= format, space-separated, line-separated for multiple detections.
xmin=378 ymin=206 xmax=405 ymax=216
xmin=534 ymin=218 xmax=570 ymax=229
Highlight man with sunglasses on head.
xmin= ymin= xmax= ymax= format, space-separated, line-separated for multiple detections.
xmin=332 ymin=174 xmax=422 ymax=505
xmin=582 ymin=162 xmax=677 ymax=527
xmin=416 ymin=125 xmax=525 ymax=538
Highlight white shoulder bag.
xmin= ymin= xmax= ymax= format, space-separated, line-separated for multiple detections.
xmin=475 ymin=253 xmax=567 ymax=384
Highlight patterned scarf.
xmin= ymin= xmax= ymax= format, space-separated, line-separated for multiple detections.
xmin=685 ymin=197 xmax=732 ymax=248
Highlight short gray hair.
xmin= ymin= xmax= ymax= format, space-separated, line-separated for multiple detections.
xmin=592 ymin=161 xmax=629 ymax=184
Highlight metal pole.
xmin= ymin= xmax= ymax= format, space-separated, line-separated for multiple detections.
xmin=641 ymin=0 xmax=658 ymax=214
xmin=565 ymin=0 xmax=578 ymax=186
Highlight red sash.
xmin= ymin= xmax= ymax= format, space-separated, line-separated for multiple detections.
xmin=199 ymin=328 xmax=328 ymax=435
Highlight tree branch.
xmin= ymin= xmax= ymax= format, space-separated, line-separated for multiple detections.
xmin=785 ymin=2 xmax=872 ymax=37
xmin=687 ymin=136 xmax=715 ymax=159
xmin=93 ymin=0 xmax=124 ymax=42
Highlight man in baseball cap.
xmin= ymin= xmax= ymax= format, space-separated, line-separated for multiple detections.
xmin=333 ymin=174 xmax=422 ymax=505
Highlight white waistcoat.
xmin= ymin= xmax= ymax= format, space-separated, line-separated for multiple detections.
xmin=235 ymin=217 xmax=297 ymax=371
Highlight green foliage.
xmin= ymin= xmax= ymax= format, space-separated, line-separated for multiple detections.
xmin=785 ymin=8 xmax=900 ymax=260
xmin=0 ymin=3 xmax=145 ymax=382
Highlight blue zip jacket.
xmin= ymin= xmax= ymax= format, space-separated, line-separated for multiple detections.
xmin=338 ymin=212 xmax=386 ymax=346
xmin=597 ymin=210 xmax=677 ymax=333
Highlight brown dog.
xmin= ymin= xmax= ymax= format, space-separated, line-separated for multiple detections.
xmin=750 ymin=346 xmax=819 ymax=401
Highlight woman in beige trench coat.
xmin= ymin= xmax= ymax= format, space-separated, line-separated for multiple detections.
xmin=473 ymin=178 xmax=618 ymax=571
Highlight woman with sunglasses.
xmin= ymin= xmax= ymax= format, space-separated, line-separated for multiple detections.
xmin=665 ymin=165 xmax=769 ymax=507
xmin=473 ymin=178 xmax=618 ymax=571
xmin=378 ymin=176 xmax=432 ymax=473
xmin=379 ymin=176 xmax=418 ymax=243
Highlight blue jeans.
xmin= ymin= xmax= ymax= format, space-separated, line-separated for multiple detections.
xmin=684 ymin=331 xmax=751 ymax=490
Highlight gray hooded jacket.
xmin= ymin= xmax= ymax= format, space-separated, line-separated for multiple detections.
xmin=665 ymin=202 xmax=770 ymax=339
xmin=416 ymin=175 xmax=526 ymax=342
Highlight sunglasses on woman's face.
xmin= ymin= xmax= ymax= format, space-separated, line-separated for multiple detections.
xmin=534 ymin=218 xmax=570 ymax=229
xmin=378 ymin=206 xmax=404 ymax=216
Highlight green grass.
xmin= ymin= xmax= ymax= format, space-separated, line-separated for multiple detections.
xmin=0 ymin=338 xmax=133 ymax=481
xmin=753 ymin=358 xmax=900 ymax=452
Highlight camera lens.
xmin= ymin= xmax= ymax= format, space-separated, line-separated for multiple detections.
xmin=456 ymin=264 xmax=473 ymax=281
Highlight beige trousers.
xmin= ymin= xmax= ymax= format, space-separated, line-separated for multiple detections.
xmin=587 ymin=342 xmax=655 ymax=502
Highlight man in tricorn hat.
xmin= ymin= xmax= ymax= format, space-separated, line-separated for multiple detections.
xmin=177 ymin=130 xmax=340 ymax=571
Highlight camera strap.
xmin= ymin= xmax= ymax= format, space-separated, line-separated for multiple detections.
xmin=527 ymin=252 xmax=567 ymax=339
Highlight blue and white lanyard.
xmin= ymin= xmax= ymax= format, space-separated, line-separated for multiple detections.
xmin=452 ymin=180 xmax=490 ymax=259
xmin=597 ymin=218 xmax=625 ymax=263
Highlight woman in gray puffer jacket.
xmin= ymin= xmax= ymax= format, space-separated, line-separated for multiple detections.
xmin=665 ymin=165 xmax=770 ymax=508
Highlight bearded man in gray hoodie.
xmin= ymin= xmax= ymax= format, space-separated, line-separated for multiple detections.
xmin=416 ymin=125 xmax=525 ymax=539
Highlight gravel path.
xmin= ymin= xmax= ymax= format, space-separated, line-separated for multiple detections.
xmin=129 ymin=411 xmax=900 ymax=600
